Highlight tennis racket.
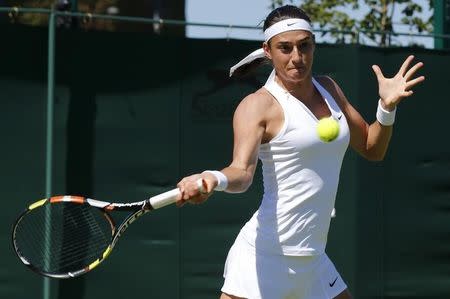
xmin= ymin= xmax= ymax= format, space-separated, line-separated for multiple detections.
xmin=12 ymin=179 xmax=206 ymax=279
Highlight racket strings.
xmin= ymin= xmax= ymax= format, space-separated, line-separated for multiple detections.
xmin=19 ymin=213 xmax=110 ymax=272
xmin=14 ymin=202 xmax=113 ymax=274
xmin=18 ymin=211 xmax=109 ymax=260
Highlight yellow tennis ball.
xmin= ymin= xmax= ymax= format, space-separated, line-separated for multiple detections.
xmin=317 ymin=117 xmax=340 ymax=142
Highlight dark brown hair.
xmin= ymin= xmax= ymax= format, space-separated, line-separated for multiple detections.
xmin=263 ymin=5 xmax=311 ymax=32
xmin=231 ymin=5 xmax=312 ymax=78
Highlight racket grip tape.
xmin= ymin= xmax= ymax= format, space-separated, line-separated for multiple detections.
xmin=148 ymin=179 xmax=205 ymax=209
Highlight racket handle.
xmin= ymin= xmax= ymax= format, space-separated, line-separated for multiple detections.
xmin=148 ymin=179 xmax=205 ymax=209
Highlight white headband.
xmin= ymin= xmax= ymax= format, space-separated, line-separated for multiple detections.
xmin=229 ymin=18 xmax=313 ymax=77
xmin=264 ymin=18 xmax=313 ymax=42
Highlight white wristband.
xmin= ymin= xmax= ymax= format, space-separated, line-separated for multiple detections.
xmin=203 ymin=170 xmax=228 ymax=191
xmin=376 ymin=100 xmax=396 ymax=126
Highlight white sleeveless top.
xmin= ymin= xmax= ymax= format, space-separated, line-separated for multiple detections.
xmin=239 ymin=70 xmax=350 ymax=256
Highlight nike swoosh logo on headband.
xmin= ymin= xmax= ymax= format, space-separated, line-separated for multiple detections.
xmin=287 ymin=22 xmax=299 ymax=26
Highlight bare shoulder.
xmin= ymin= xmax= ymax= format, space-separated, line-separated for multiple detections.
xmin=314 ymin=75 xmax=338 ymax=88
xmin=234 ymin=87 xmax=275 ymax=122
xmin=314 ymin=75 xmax=351 ymax=111
xmin=238 ymin=87 xmax=274 ymax=108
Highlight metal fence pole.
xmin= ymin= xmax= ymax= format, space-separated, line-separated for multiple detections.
xmin=44 ymin=7 xmax=56 ymax=299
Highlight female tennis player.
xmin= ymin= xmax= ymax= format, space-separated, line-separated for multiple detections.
xmin=176 ymin=5 xmax=424 ymax=299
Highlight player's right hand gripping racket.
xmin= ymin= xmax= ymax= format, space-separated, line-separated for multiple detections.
xmin=12 ymin=179 xmax=206 ymax=279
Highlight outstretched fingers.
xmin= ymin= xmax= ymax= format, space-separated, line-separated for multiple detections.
xmin=404 ymin=61 xmax=424 ymax=81
xmin=400 ymin=90 xmax=414 ymax=98
xmin=398 ymin=55 xmax=415 ymax=76
xmin=406 ymin=75 xmax=426 ymax=90
xmin=372 ymin=64 xmax=384 ymax=81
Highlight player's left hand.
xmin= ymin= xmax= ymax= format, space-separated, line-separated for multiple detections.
xmin=372 ymin=55 xmax=425 ymax=111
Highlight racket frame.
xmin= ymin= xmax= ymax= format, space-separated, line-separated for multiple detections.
xmin=12 ymin=179 xmax=205 ymax=278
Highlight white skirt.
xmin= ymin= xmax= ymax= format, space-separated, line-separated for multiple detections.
xmin=221 ymin=234 xmax=347 ymax=299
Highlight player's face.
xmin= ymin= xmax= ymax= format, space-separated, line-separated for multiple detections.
xmin=264 ymin=30 xmax=315 ymax=85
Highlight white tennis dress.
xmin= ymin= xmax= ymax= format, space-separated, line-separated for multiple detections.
xmin=222 ymin=70 xmax=350 ymax=299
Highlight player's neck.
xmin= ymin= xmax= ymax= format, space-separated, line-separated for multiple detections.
xmin=275 ymin=75 xmax=315 ymax=102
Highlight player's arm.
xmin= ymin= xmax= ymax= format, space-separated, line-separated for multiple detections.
xmin=319 ymin=56 xmax=424 ymax=161
xmin=318 ymin=76 xmax=393 ymax=161
xmin=216 ymin=92 xmax=267 ymax=193
xmin=176 ymin=91 xmax=268 ymax=204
